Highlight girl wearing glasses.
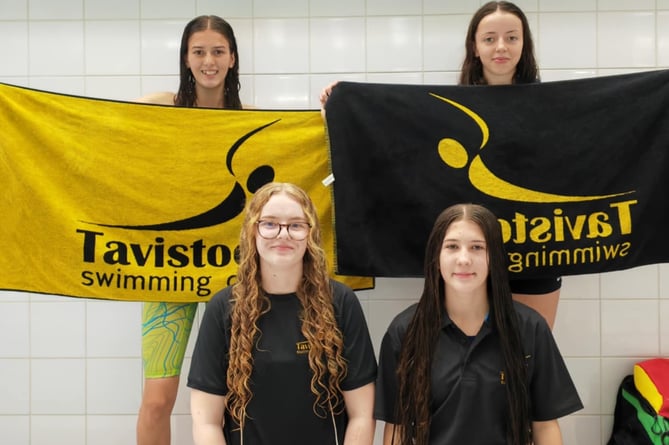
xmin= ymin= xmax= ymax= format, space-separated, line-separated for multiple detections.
xmin=375 ymin=203 xmax=582 ymax=445
xmin=188 ymin=182 xmax=377 ymax=445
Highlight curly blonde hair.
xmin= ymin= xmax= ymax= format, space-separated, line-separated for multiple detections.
xmin=225 ymin=182 xmax=348 ymax=428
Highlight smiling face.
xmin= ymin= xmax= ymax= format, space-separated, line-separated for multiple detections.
xmin=439 ymin=219 xmax=489 ymax=296
xmin=185 ymin=28 xmax=235 ymax=93
xmin=474 ymin=9 xmax=523 ymax=85
xmin=255 ymin=192 xmax=309 ymax=271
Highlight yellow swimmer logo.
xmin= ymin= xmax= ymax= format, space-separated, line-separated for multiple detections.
xmin=431 ymin=93 xmax=635 ymax=203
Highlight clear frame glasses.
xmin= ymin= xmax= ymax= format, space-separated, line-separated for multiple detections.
xmin=256 ymin=220 xmax=311 ymax=241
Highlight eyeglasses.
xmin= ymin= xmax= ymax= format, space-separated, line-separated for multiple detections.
xmin=256 ymin=220 xmax=311 ymax=241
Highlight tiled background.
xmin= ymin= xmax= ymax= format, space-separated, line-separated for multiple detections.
xmin=1 ymin=0 xmax=668 ymax=444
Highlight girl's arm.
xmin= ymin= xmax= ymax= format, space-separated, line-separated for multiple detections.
xmin=191 ymin=388 xmax=227 ymax=445
xmin=532 ymin=419 xmax=563 ymax=445
xmin=342 ymin=382 xmax=376 ymax=445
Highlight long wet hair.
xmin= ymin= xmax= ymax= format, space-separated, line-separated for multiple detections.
xmin=174 ymin=15 xmax=242 ymax=108
xmin=393 ymin=203 xmax=531 ymax=445
xmin=459 ymin=1 xmax=539 ymax=85
xmin=225 ymin=182 xmax=348 ymax=428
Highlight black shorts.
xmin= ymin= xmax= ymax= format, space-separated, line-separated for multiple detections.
xmin=509 ymin=277 xmax=562 ymax=295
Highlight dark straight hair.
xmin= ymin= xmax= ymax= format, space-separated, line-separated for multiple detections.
xmin=393 ymin=203 xmax=532 ymax=445
xmin=459 ymin=1 xmax=539 ymax=85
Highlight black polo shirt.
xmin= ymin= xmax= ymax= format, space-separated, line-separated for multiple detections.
xmin=375 ymin=301 xmax=582 ymax=444
xmin=188 ymin=280 xmax=377 ymax=445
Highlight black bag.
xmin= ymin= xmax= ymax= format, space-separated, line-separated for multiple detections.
xmin=608 ymin=375 xmax=669 ymax=445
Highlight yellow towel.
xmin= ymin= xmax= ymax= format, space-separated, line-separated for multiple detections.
xmin=0 ymin=83 xmax=373 ymax=302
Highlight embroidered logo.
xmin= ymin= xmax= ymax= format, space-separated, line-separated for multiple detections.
xmin=296 ymin=341 xmax=310 ymax=354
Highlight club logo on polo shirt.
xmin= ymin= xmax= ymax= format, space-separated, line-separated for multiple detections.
xmin=296 ymin=341 xmax=310 ymax=354
xmin=501 ymin=354 xmax=532 ymax=384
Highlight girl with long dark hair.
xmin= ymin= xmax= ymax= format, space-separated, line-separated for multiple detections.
xmin=375 ymin=204 xmax=582 ymax=444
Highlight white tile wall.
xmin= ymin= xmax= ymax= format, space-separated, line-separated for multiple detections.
xmin=85 ymin=21 xmax=141 ymax=76
xmin=601 ymin=300 xmax=660 ymax=356
xmin=0 ymin=22 xmax=29 ymax=76
xmin=560 ymin=414 xmax=602 ymax=444
xmin=661 ymin=300 xmax=669 ymax=355
xmin=2 ymin=1 xmax=668 ymax=444
xmin=310 ymin=0 xmax=365 ymax=16
xmin=565 ymin=358 xmax=601 ymax=415
xmin=140 ymin=0 xmax=194 ymax=19
xmin=514 ymin=0 xmax=539 ymax=12
xmin=422 ymin=14 xmax=470 ymax=72
xmin=0 ymin=416 xmax=29 ymax=445
xmin=86 ymin=415 xmax=137 ymax=445
xmin=31 ymin=416 xmax=86 ymax=445
xmin=29 ymin=0 xmax=82 ymax=20
xmin=31 ymin=359 xmax=86 ymax=414
xmin=553 ymin=299 xmax=600 ymax=356
xmin=0 ymin=0 xmax=27 ymax=19
xmin=30 ymin=302 xmax=86 ymax=357
xmin=86 ymin=359 xmax=142 ymax=414
xmin=30 ymin=76 xmax=85 ymax=95
xmin=365 ymin=70 xmax=423 ymax=84
xmin=661 ymin=265 xmax=669 ymax=296
xmin=0 ymin=359 xmax=30 ymax=415
xmin=422 ymin=0 xmax=479 ymax=15
xmin=659 ymin=11 xmax=669 ymax=67
xmin=254 ymin=74 xmax=311 ymax=108
xmin=253 ymin=0 xmax=309 ymax=17
xmin=196 ymin=0 xmax=252 ymax=18
xmin=366 ymin=0 xmax=421 ymax=16
xmin=601 ymin=264 xmax=659 ymax=299
xmin=0 ymin=302 xmax=30 ymax=357
xmin=84 ymin=0 xmax=140 ymax=20
xmin=253 ymin=18 xmax=310 ymax=73
xmin=538 ymin=12 xmax=597 ymax=68
xmin=139 ymin=21 xmax=182 ymax=75
xmin=539 ymin=0 xmax=596 ymax=12
xmin=601 ymin=357 xmax=644 ymax=413
xmin=86 ymin=301 xmax=142 ymax=356
xmin=366 ymin=16 xmax=423 ymax=72
xmin=86 ymin=76 xmax=142 ymax=101
xmin=230 ymin=18 xmax=254 ymax=73
xmin=310 ymin=17 xmax=366 ymax=73
xmin=29 ymin=21 xmax=85 ymax=76
xmin=598 ymin=0 xmax=655 ymax=11
xmin=597 ymin=12 xmax=655 ymax=68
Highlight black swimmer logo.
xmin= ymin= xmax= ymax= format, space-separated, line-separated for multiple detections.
xmin=82 ymin=119 xmax=280 ymax=230
xmin=430 ymin=93 xmax=635 ymax=203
